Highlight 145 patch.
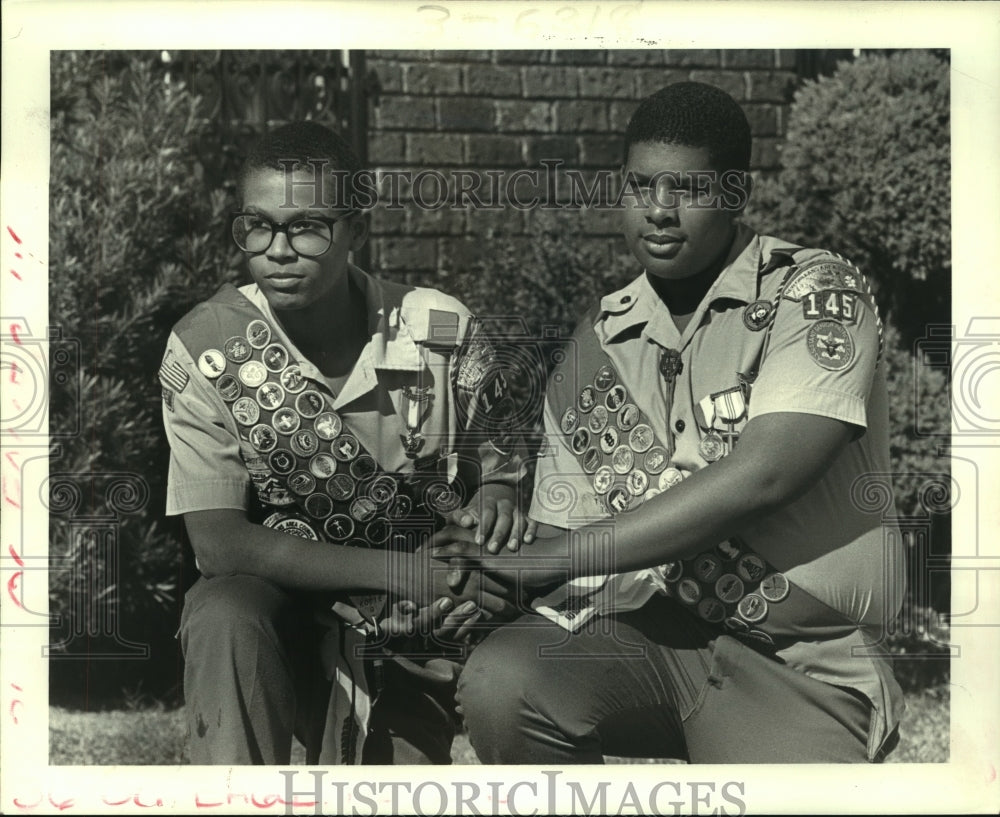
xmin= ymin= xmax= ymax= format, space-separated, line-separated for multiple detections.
xmin=802 ymin=290 xmax=858 ymax=324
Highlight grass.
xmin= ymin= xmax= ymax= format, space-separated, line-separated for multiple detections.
xmin=50 ymin=685 xmax=949 ymax=765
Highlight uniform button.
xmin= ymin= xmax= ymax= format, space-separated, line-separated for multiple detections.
xmin=620 ymin=295 xmax=632 ymax=304
xmin=675 ymin=419 xmax=686 ymax=432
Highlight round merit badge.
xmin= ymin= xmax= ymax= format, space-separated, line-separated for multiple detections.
xmin=268 ymin=449 xmax=296 ymax=475
xmin=263 ymin=343 xmax=289 ymax=372
xmin=582 ymin=447 xmax=602 ymax=474
xmin=216 ymin=374 xmax=242 ymax=402
xmin=645 ymin=446 xmax=668 ymax=474
xmin=309 ymin=453 xmax=338 ymax=479
xmin=280 ymin=365 xmax=307 ymax=393
xmin=232 ymin=397 xmax=260 ymax=426
xmin=560 ymin=407 xmax=579 ymax=435
xmin=592 ymin=466 xmax=614 ymax=495
xmin=272 ymin=407 xmax=301 ymax=435
xmin=594 ymin=365 xmax=616 ymax=392
xmin=599 ymin=427 xmax=620 ymax=454
xmin=290 ymin=429 xmax=320 ymax=457
xmin=350 ymin=496 xmax=378 ymax=522
xmin=658 ymin=467 xmax=684 ymax=491
xmin=257 ymin=383 xmax=285 ymax=411
xmin=324 ymin=514 xmax=355 ymax=541
xmin=693 ymin=552 xmax=723 ymax=583
xmin=578 ymin=386 xmax=597 ymax=413
xmin=224 ymin=336 xmax=252 ymax=363
xmin=571 ymin=427 xmax=591 ymax=455
xmin=759 ymin=572 xmax=790 ymax=603
xmin=611 ymin=445 xmax=634 ymax=474
xmin=626 ymin=469 xmax=648 ymax=496
xmin=349 ymin=455 xmax=378 ymax=481
xmin=806 ymin=320 xmax=855 ymax=371
xmin=737 ymin=593 xmax=768 ymax=624
xmin=246 ymin=320 xmax=271 ymax=349
xmin=698 ymin=597 xmax=726 ymax=624
xmin=606 ymin=486 xmax=631 ymax=514
xmin=249 ymin=424 xmax=277 ymax=453
xmin=366 ymin=518 xmax=392 ymax=545
xmin=387 ymin=494 xmax=413 ymax=519
xmin=588 ymin=405 xmax=610 ymax=434
xmin=314 ymin=411 xmax=343 ymax=440
xmin=238 ymin=360 xmax=268 ymax=388
xmin=296 ymin=390 xmax=325 ymax=418
xmin=326 ymin=473 xmax=356 ymax=501
xmin=617 ymin=404 xmax=640 ymax=431
xmin=715 ymin=573 xmax=745 ymax=604
xmin=366 ymin=475 xmax=397 ymax=505
xmin=737 ymin=553 xmax=767 ymax=584
xmin=304 ymin=492 xmax=334 ymax=519
xmin=677 ymin=578 xmax=702 ymax=605
xmin=628 ymin=423 xmax=654 ymax=453
xmin=331 ymin=434 xmax=360 ymax=461
xmin=198 ymin=349 xmax=227 ymax=379
xmin=605 ymin=384 xmax=628 ymax=412
xmin=287 ymin=471 xmax=317 ymax=496
xmin=742 ymin=300 xmax=774 ymax=332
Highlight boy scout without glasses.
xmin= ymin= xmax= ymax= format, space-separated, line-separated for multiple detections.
xmin=160 ymin=122 xmax=528 ymax=765
xmin=444 ymin=82 xmax=905 ymax=764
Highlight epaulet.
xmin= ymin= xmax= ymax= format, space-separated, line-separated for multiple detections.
xmin=398 ymin=287 xmax=472 ymax=346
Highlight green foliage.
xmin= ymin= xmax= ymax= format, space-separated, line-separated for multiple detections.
xmin=48 ymin=51 xmax=240 ymax=706
xmin=747 ymin=50 xmax=950 ymax=346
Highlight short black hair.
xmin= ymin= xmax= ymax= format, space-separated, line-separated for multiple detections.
xmin=237 ymin=120 xmax=363 ymax=208
xmin=624 ymin=82 xmax=752 ymax=173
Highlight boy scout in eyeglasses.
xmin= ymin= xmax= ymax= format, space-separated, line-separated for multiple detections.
xmin=159 ymin=121 xmax=529 ymax=765
xmin=450 ymin=82 xmax=905 ymax=763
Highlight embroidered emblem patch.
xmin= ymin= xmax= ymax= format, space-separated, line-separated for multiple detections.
xmin=742 ymin=300 xmax=774 ymax=331
xmin=806 ymin=320 xmax=855 ymax=370
xmin=782 ymin=258 xmax=864 ymax=302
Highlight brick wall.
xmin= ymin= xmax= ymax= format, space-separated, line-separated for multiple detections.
xmin=364 ymin=49 xmax=800 ymax=282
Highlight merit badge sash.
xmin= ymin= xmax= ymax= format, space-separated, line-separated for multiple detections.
xmin=174 ymin=286 xmax=465 ymax=627
xmin=535 ymin=327 xmax=798 ymax=648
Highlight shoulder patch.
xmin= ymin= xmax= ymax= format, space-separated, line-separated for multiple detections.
xmin=781 ymin=257 xmax=865 ymax=302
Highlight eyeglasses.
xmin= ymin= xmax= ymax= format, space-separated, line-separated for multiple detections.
xmin=231 ymin=212 xmax=356 ymax=257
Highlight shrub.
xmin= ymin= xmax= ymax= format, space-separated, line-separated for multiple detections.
xmin=48 ymin=51 xmax=240 ymax=707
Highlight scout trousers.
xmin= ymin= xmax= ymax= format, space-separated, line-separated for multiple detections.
xmin=180 ymin=575 xmax=454 ymax=765
xmin=457 ymin=594 xmax=875 ymax=764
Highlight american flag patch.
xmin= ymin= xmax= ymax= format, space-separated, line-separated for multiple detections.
xmin=158 ymin=351 xmax=189 ymax=393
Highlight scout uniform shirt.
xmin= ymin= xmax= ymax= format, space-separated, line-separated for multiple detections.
xmin=160 ymin=263 xmax=522 ymax=763
xmin=529 ymin=222 xmax=905 ymax=760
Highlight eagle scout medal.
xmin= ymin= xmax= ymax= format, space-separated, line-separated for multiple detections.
xmin=644 ymin=447 xmax=668 ymax=474
xmin=806 ymin=320 xmax=855 ymax=371
xmin=617 ymin=404 xmax=640 ymax=431
xmin=280 ymin=365 xmax=306 ymax=393
xmin=272 ymin=407 xmax=300 ymax=435
xmin=592 ymin=466 xmax=614 ymax=495
xmin=327 ymin=474 xmax=356 ymax=501
xmin=216 ymin=374 xmax=242 ymax=402
xmin=238 ymin=360 xmax=267 ymax=387
xmin=560 ymin=407 xmax=579 ymax=435
xmin=233 ymin=397 xmax=260 ymax=426
xmin=737 ymin=553 xmax=767 ymax=584
xmin=257 ymin=383 xmax=285 ymax=411
xmin=737 ymin=593 xmax=768 ymax=624
xmin=400 ymin=385 xmax=432 ymax=455
xmin=759 ymin=572 xmax=790 ymax=602
xmin=249 ymin=424 xmax=277 ymax=453
xmin=304 ymin=492 xmax=334 ymax=519
xmin=611 ymin=445 xmax=634 ymax=474
xmin=627 ymin=469 xmax=648 ymax=496
xmin=658 ymin=467 xmax=684 ymax=491
xmin=314 ymin=411 xmax=343 ymax=440
xmin=246 ymin=319 xmax=271 ymax=349
xmin=715 ymin=574 xmax=745 ymax=604
xmin=628 ymin=423 xmax=654 ymax=453
xmin=224 ymin=336 xmax=252 ymax=363
xmin=268 ymin=449 xmax=295 ymax=475
xmin=581 ymin=447 xmax=601 ymax=474
xmin=290 ymin=429 xmax=319 ymax=457
xmin=296 ymin=390 xmax=325 ymax=418
xmin=594 ymin=365 xmax=616 ymax=392
xmin=605 ymin=384 xmax=627 ymax=412
xmin=698 ymin=430 xmax=725 ymax=462
xmin=263 ymin=343 xmax=289 ymax=372
xmin=198 ymin=349 xmax=227 ymax=379
xmin=331 ymin=434 xmax=360 ymax=461
xmin=324 ymin=514 xmax=354 ymax=541
xmin=588 ymin=405 xmax=609 ymax=434
xmin=742 ymin=300 xmax=774 ymax=331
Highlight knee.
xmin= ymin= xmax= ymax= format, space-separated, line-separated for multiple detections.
xmin=182 ymin=575 xmax=293 ymax=644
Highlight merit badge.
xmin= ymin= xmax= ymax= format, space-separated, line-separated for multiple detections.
xmin=331 ymin=434 xmax=360 ymax=462
xmin=249 ymin=424 xmax=277 ymax=453
xmin=806 ymin=320 xmax=855 ymax=371
xmin=715 ymin=574 xmax=745 ymax=604
xmin=349 ymin=455 xmax=378 ymax=481
xmin=280 ymin=365 xmax=307 ymax=393
xmin=309 ymin=453 xmax=338 ymax=479
xmin=594 ymin=365 xmax=616 ymax=392
xmin=198 ymin=349 xmax=227 ymax=379
xmin=304 ymin=492 xmax=334 ymax=519
xmin=605 ymin=384 xmax=627 ymax=412
xmin=658 ymin=467 xmax=684 ymax=491
xmin=238 ymin=360 xmax=267 ymax=388
xmin=314 ymin=411 xmax=343 ymax=440
xmin=599 ymin=427 xmax=619 ymax=454
xmin=617 ymin=404 xmax=640 ymax=431
xmin=582 ymin=447 xmax=602 ymax=474
xmin=606 ymin=486 xmax=631 ymax=514
xmin=737 ymin=553 xmax=767 ymax=584
xmin=571 ymin=428 xmax=591 ymax=455
xmin=626 ymin=469 xmax=648 ymax=496
xmin=759 ymin=572 xmax=790 ymax=603
xmin=737 ymin=593 xmax=768 ymax=624
xmin=366 ymin=518 xmax=392 ymax=546
xmin=290 ymin=429 xmax=319 ymax=458
xmin=296 ymin=390 xmax=325 ymax=418
xmin=271 ymin=516 xmax=319 ymax=540
xmin=268 ymin=449 xmax=296 ymax=475
xmin=350 ymin=497 xmax=378 ymax=523
xmin=214 ymin=375 xmax=241 ymax=403
xmin=224 ymin=336 xmax=252 ymax=363
xmin=327 ymin=474 xmax=356 ymax=502
xmin=588 ymin=405 xmax=610 ymax=434
xmin=628 ymin=423 xmax=654 ymax=453
xmin=233 ymin=397 xmax=260 ymax=427
xmin=698 ymin=430 xmax=725 ymax=462
xmin=693 ymin=552 xmax=723 ymax=583
xmin=578 ymin=386 xmax=596 ymax=413
xmin=677 ymin=578 xmax=702 ymax=605
xmin=716 ymin=539 xmax=742 ymax=560
xmin=745 ymin=629 xmax=775 ymax=646
xmin=259 ymin=482 xmax=295 ymax=508
xmin=366 ymin=475 xmax=398 ymax=506
xmin=263 ymin=343 xmax=289 ymax=372
xmin=659 ymin=348 xmax=683 ymax=382
xmin=288 ymin=471 xmax=317 ymax=497
xmin=645 ymin=447 xmax=668 ymax=474
xmin=724 ymin=615 xmax=749 ymax=634
xmin=560 ymin=407 xmax=580 ymax=436
xmin=611 ymin=445 xmax=634 ymax=474
xmin=742 ymin=300 xmax=774 ymax=332
xmin=275 ymin=404 xmax=303 ymax=433
xmin=387 ymin=494 xmax=413 ymax=519
xmin=257 ymin=383 xmax=285 ymax=411
xmin=324 ymin=514 xmax=355 ymax=541
xmin=698 ymin=597 xmax=726 ymax=624
xmin=592 ymin=466 xmax=614 ymax=495
xmin=246 ymin=320 xmax=271 ymax=349
xmin=663 ymin=561 xmax=683 ymax=582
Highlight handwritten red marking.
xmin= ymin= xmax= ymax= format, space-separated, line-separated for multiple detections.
xmin=8 ymin=572 xmax=23 ymax=608
xmin=3 ymin=476 xmax=21 ymax=509
xmin=10 ymin=270 xmax=22 ymax=281
xmin=10 ymin=361 xmax=21 ymax=382
xmin=134 ymin=795 xmax=163 ymax=807
xmin=10 ymin=323 xmax=22 ymax=344
xmin=12 ymin=398 xmax=21 ymax=411
xmin=9 ymin=544 xmax=24 ymax=566
xmin=195 ymin=794 xmax=223 ymax=808
xmin=7 ymin=226 xmax=22 ymax=244
xmin=49 ymin=794 xmax=75 ymax=811
xmin=14 ymin=252 xmax=22 ymax=259
xmin=10 ymin=699 xmax=23 ymax=724
xmin=11 ymin=683 xmax=23 ymax=691
xmin=102 ymin=795 xmax=131 ymax=806
xmin=13 ymin=793 xmax=43 ymax=809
